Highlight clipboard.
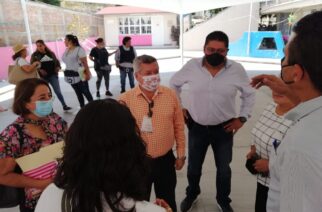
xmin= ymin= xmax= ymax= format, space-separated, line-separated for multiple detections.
xmin=15 ymin=141 xmax=64 ymax=173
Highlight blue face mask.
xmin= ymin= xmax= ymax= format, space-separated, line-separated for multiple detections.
xmin=33 ymin=99 xmax=53 ymax=117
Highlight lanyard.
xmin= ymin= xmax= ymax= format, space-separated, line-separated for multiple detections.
xmin=141 ymin=92 xmax=157 ymax=117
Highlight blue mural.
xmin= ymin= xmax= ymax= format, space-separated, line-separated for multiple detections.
xmin=228 ymin=31 xmax=285 ymax=59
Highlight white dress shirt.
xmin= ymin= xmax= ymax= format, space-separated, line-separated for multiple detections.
xmin=267 ymin=96 xmax=322 ymax=212
xmin=170 ymin=58 xmax=255 ymax=125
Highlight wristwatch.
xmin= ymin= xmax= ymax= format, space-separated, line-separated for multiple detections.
xmin=238 ymin=117 xmax=247 ymax=123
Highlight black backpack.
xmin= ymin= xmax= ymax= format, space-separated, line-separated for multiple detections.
xmin=0 ymin=124 xmax=25 ymax=208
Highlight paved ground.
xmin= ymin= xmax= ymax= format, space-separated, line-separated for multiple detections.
xmin=0 ymin=51 xmax=277 ymax=212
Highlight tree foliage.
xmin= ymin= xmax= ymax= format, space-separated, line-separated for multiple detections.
xmin=33 ymin=0 xmax=61 ymax=6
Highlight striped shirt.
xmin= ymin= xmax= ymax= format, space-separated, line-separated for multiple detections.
xmin=251 ymin=103 xmax=292 ymax=186
xmin=119 ymin=85 xmax=185 ymax=158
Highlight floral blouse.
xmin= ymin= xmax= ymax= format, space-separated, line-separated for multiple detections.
xmin=0 ymin=112 xmax=67 ymax=209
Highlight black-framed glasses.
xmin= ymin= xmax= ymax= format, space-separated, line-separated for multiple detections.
xmin=148 ymin=101 xmax=154 ymax=117
xmin=280 ymin=64 xmax=295 ymax=84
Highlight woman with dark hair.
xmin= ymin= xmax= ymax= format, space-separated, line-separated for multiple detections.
xmin=12 ymin=44 xmax=40 ymax=73
xmin=62 ymin=34 xmax=93 ymax=108
xmin=31 ymin=40 xmax=71 ymax=111
xmin=35 ymin=99 xmax=169 ymax=212
xmin=0 ymin=78 xmax=67 ymax=212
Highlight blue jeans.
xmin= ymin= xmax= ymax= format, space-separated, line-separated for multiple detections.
xmin=71 ymin=81 xmax=93 ymax=107
xmin=186 ymin=119 xmax=233 ymax=206
xmin=119 ymin=67 xmax=135 ymax=92
xmin=44 ymin=75 xmax=67 ymax=107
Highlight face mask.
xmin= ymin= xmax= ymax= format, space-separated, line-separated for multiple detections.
xmin=32 ymin=99 xmax=53 ymax=117
xmin=205 ymin=52 xmax=225 ymax=67
xmin=140 ymin=74 xmax=160 ymax=92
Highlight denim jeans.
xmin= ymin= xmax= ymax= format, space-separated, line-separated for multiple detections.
xmin=71 ymin=81 xmax=93 ymax=107
xmin=96 ymin=69 xmax=110 ymax=91
xmin=44 ymin=75 xmax=67 ymax=107
xmin=186 ymin=119 xmax=233 ymax=206
xmin=119 ymin=67 xmax=135 ymax=92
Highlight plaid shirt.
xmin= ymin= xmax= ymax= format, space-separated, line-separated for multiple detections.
xmin=119 ymin=85 xmax=185 ymax=158
xmin=251 ymin=103 xmax=292 ymax=186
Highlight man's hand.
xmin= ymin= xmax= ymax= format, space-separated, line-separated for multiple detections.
xmin=251 ymin=74 xmax=301 ymax=105
xmin=182 ymin=108 xmax=188 ymax=120
xmin=223 ymin=118 xmax=243 ymax=134
xmin=251 ymin=74 xmax=288 ymax=93
xmin=175 ymin=157 xmax=185 ymax=170
xmin=253 ymin=159 xmax=269 ymax=173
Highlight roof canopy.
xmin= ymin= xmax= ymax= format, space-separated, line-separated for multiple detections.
xmin=66 ymin=0 xmax=266 ymax=14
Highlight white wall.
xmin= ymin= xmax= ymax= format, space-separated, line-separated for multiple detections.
xmin=183 ymin=3 xmax=260 ymax=50
xmin=103 ymin=13 xmax=177 ymax=47
xmin=163 ymin=13 xmax=177 ymax=45
xmin=104 ymin=15 xmax=119 ymax=46
xmin=151 ymin=15 xmax=164 ymax=46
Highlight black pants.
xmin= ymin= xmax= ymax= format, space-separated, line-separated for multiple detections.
xmin=71 ymin=81 xmax=93 ymax=107
xmin=146 ymin=150 xmax=177 ymax=212
xmin=96 ymin=69 xmax=110 ymax=91
xmin=255 ymin=182 xmax=269 ymax=212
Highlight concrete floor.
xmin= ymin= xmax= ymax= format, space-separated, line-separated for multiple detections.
xmin=0 ymin=53 xmax=276 ymax=212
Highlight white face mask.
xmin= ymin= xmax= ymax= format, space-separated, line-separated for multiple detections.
xmin=140 ymin=74 xmax=160 ymax=92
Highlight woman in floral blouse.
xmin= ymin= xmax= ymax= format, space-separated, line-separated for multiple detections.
xmin=0 ymin=78 xmax=67 ymax=212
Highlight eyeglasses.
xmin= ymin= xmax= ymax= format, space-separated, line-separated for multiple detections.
xmin=280 ymin=64 xmax=295 ymax=84
xmin=148 ymin=101 xmax=154 ymax=117
xmin=205 ymin=47 xmax=228 ymax=54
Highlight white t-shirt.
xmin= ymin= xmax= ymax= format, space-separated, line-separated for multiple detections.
xmin=62 ymin=47 xmax=86 ymax=71
xmin=16 ymin=57 xmax=29 ymax=66
xmin=35 ymin=184 xmax=166 ymax=212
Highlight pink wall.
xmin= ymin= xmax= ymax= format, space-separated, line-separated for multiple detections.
xmin=118 ymin=35 xmax=152 ymax=46
xmin=0 ymin=37 xmax=96 ymax=80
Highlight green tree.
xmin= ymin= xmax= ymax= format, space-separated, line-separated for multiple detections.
xmin=33 ymin=0 xmax=61 ymax=6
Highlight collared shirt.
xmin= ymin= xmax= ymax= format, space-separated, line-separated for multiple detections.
xmin=119 ymin=85 xmax=185 ymax=158
xmin=267 ymin=96 xmax=322 ymax=212
xmin=115 ymin=46 xmax=137 ymax=68
xmin=251 ymin=103 xmax=292 ymax=187
xmin=170 ymin=58 xmax=256 ymax=125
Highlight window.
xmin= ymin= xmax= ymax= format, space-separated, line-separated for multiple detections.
xmin=119 ymin=16 xmax=151 ymax=35
xmin=258 ymin=37 xmax=277 ymax=50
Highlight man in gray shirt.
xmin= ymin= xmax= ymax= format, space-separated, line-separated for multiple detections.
xmin=251 ymin=11 xmax=322 ymax=212
xmin=170 ymin=31 xmax=255 ymax=212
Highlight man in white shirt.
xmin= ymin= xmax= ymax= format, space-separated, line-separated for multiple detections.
xmin=251 ymin=11 xmax=322 ymax=212
xmin=170 ymin=31 xmax=255 ymax=212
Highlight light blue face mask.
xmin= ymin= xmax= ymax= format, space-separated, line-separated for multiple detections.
xmin=33 ymin=99 xmax=53 ymax=117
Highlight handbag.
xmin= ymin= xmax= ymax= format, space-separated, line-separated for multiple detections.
xmin=8 ymin=60 xmax=39 ymax=85
xmin=0 ymin=125 xmax=25 ymax=208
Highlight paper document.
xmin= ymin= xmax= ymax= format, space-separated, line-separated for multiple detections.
xmin=16 ymin=141 xmax=64 ymax=172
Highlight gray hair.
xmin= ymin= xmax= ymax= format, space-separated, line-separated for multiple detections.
xmin=133 ymin=54 xmax=157 ymax=73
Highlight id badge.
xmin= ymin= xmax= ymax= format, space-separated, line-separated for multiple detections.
xmin=141 ymin=116 xmax=153 ymax=132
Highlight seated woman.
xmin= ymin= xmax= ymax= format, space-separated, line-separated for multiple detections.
xmin=0 ymin=78 xmax=67 ymax=212
xmin=35 ymin=99 xmax=170 ymax=212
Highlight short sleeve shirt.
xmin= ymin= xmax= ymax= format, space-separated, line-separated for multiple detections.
xmin=62 ymin=47 xmax=86 ymax=71
xmin=0 ymin=113 xmax=67 ymax=209
xmin=16 ymin=57 xmax=29 ymax=67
